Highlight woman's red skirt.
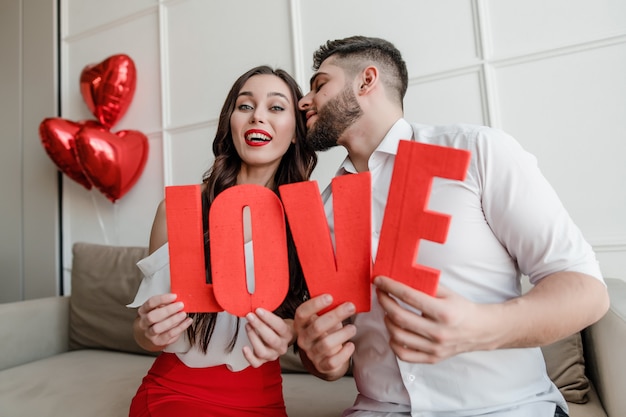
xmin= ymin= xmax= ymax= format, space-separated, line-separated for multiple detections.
xmin=129 ymin=353 xmax=287 ymax=417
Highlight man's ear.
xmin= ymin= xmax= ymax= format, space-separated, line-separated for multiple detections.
xmin=358 ymin=66 xmax=379 ymax=95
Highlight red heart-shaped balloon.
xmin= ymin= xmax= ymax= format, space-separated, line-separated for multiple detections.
xmin=74 ymin=127 xmax=149 ymax=203
xmin=39 ymin=117 xmax=93 ymax=190
xmin=79 ymin=54 xmax=137 ymax=129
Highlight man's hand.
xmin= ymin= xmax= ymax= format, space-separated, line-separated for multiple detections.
xmin=374 ymin=271 xmax=609 ymax=364
xmin=293 ymin=295 xmax=357 ymax=380
xmin=243 ymin=309 xmax=294 ymax=368
xmin=374 ymin=276 xmax=498 ymax=364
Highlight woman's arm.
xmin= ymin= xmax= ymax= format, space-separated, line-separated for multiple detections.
xmin=148 ymin=199 xmax=168 ymax=254
xmin=133 ymin=199 xmax=192 ymax=351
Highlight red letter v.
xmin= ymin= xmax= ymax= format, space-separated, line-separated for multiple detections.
xmin=280 ymin=174 xmax=372 ymax=312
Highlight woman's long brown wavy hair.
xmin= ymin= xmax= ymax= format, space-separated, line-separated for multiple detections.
xmin=187 ymin=66 xmax=317 ymax=353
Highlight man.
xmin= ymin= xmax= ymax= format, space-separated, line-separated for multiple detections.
xmin=293 ymin=36 xmax=609 ymax=417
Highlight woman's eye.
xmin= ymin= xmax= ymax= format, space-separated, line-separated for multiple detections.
xmin=270 ymin=105 xmax=285 ymax=111
xmin=238 ymin=104 xmax=253 ymax=111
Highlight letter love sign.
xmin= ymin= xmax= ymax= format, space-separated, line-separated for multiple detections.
xmin=166 ymin=141 xmax=470 ymax=316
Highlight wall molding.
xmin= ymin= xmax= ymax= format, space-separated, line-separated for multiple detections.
xmin=408 ymin=64 xmax=483 ymax=86
xmin=490 ymin=33 xmax=626 ymax=68
xmin=165 ymin=119 xmax=217 ymax=135
xmin=595 ymin=245 xmax=626 ymax=253
xmin=591 ymin=239 xmax=626 ymax=253
xmin=288 ymin=0 xmax=307 ymax=90
xmin=61 ymin=6 xmax=157 ymax=42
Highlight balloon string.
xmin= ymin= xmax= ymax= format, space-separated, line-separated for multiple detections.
xmin=91 ymin=190 xmax=110 ymax=244
xmin=113 ymin=202 xmax=121 ymax=245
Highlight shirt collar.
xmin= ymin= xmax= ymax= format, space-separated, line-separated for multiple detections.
xmin=335 ymin=118 xmax=412 ymax=175
xmin=374 ymin=118 xmax=413 ymax=157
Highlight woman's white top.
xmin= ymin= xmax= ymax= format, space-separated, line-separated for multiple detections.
xmin=127 ymin=242 xmax=253 ymax=371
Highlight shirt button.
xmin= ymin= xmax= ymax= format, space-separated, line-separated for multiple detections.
xmin=407 ymin=374 xmax=416 ymax=383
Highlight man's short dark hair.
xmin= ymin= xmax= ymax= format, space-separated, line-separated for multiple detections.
xmin=312 ymin=36 xmax=409 ymax=105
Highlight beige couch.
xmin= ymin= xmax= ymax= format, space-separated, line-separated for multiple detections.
xmin=0 ymin=243 xmax=624 ymax=417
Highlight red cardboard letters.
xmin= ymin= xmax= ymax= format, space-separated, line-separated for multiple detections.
xmin=209 ymin=184 xmax=290 ymax=317
xmin=166 ymin=185 xmax=222 ymax=312
xmin=165 ymin=141 xmax=471 ymax=315
xmin=279 ymin=173 xmax=371 ymax=313
xmin=372 ymin=141 xmax=471 ymax=295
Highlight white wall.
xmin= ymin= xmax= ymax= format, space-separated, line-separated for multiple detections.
xmin=57 ymin=0 xmax=626 ymax=291
xmin=0 ymin=0 xmax=59 ymax=302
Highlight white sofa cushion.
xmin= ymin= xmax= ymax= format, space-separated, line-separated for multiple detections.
xmin=69 ymin=243 xmax=150 ymax=355
xmin=0 ymin=350 xmax=154 ymax=417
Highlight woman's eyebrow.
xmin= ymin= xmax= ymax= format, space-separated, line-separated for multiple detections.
xmin=268 ymin=91 xmax=289 ymax=101
xmin=237 ymin=91 xmax=289 ymax=101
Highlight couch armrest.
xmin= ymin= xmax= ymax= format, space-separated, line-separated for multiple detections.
xmin=0 ymin=296 xmax=70 ymax=371
xmin=584 ymin=278 xmax=626 ymax=417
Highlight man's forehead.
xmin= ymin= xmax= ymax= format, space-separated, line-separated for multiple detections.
xmin=309 ymin=61 xmax=342 ymax=86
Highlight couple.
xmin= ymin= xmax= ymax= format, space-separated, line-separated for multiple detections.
xmin=128 ymin=36 xmax=608 ymax=417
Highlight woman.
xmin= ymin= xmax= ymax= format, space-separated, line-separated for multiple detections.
xmin=128 ymin=66 xmax=317 ymax=416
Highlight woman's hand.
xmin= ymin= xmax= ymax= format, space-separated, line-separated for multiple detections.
xmin=134 ymin=293 xmax=193 ymax=351
xmin=242 ymin=308 xmax=294 ymax=368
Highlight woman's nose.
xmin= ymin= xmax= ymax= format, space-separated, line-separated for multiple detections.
xmin=250 ymin=107 xmax=266 ymax=123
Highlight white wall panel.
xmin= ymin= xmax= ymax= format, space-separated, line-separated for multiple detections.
xmin=60 ymin=7 xmax=165 ymax=289
xmin=404 ymin=70 xmax=486 ymax=126
xmin=494 ymin=43 xmax=626 ymax=245
xmin=61 ymin=132 xmax=164 ymax=244
xmin=61 ymin=132 xmax=164 ymax=290
xmin=168 ymin=125 xmax=217 ymax=186
xmin=487 ymin=0 xmax=626 ymax=58
xmin=311 ymin=147 xmax=348 ymax=193
xmin=164 ymin=0 xmax=293 ymax=128
xmin=22 ymin=0 xmax=61 ymax=299
xmin=299 ymin=0 xmax=480 ymax=82
xmin=54 ymin=0 xmax=626 ymax=290
xmin=597 ymin=250 xmax=626 ymax=281
xmin=63 ymin=0 xmax=156 ymax=37
xmin=62 ymin=11 xmax=162 ymax=134
xmin=1 ymin=0 xmax=24 ymax=301
xmin=1 ymin=0 xmax=60 ymax=302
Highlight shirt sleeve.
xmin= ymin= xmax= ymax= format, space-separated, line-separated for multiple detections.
xmin=126 ymin=242 xmax=192 ymax=353
xmin=475 ymin=127 xmax=603 ymax=285
xmin=126 ymin=242 xmax=171 ymax=308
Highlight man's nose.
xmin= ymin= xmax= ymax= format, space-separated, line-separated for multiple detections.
xmin=298 ymin=92 xmax=312 ymax=110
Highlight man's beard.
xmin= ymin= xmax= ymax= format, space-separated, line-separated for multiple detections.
xmin=306 ymin=86 xmax=363 ymax=152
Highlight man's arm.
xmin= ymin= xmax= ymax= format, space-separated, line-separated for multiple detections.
xmin=374 ymin=271 xmax=609 ymax=364
xmin=499 ymin=271 xmax=609 ymax=347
